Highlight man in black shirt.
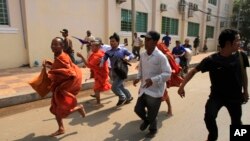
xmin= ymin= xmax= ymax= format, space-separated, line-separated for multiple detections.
xmin=178 ymin=29 xmax=249 ymax=141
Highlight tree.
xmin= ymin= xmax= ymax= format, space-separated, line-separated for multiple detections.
xmin=232 ymin=0 xmax=250 ymax=41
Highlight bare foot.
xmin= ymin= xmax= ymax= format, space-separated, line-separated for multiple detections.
xmin=78 ymin=104 xmax=86 ymax=118
xmin=167 ymin=111 xmax=173 ymax=116
xmin=50 ymin=129 xmax=65 ymax=136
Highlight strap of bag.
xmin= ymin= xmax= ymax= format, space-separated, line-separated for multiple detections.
xmin=238 ymin=51 xmax=247 ymax=87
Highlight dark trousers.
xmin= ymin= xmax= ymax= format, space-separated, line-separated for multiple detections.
xmin=132 ymin=47 xmax=141 ymax=60
xmin=204 ymin=98 xmax=242 ymax=141
xmin=134 ymin=94 xmax=162 ymax=131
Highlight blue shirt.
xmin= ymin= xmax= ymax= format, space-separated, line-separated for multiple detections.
xmin=172 ymin=45 xmax=186 ymax=56
xmin=101 ymin=46 xmax=134 ymax=68
xmin=162 ymin=35 xmax=171 ymax=47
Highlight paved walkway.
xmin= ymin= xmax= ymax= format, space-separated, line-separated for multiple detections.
xmin=0 ymin=52 xmax=214 ymax=108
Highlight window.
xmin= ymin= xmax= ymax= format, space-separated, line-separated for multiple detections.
xmin=206 ymin=26 xmax=214 ymax=38
xmin=136 ymin=12 xmax=147 ymax=32
xmin=121 ymin=9 xmax=148 ymax=32
xmin=121 ymin=9 xmax=132 ymax=31
xmin=208 ymin=0 xmax=217 ymax=6
xmin=161 ymin=17 xmax=178 ymax=35
xmin=207 ymin=8 xmax=211 ymax=21
xmin=0 ymin=0 xmax=9 ymax=25
xmin=187 ymin=22 xmax=199 ymax=37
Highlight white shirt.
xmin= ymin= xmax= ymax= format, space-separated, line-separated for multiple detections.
xmin=133 ymin=37 xmax=143 ymax=47
xmin=137 ymin=47 xmax=172 ymax=98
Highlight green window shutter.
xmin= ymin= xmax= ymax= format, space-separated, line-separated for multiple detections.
xmin=208 ymin=0 xmax=217 ymax=6
xmin=121 ymin=9 xmax=132 ymax=31
xmin=136 ymin=12 xmax=147 ymax=32
xmin=187 ymin=22 xmax=199 ymax=37
xmin=0 ymin=0 xmax=9 ymax=25
xmin=161 ymin=17 xmax=178 ymax=35
xmin=206 ymin=26 xmax=214 ymax=38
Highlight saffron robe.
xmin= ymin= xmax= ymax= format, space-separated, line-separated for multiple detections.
xmin=48 ymin=52 xmax=82 ymax=118
xmin=87 ymin=50 xmax=111 ymax=91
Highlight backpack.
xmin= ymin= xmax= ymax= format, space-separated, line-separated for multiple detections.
xmin=113 ymin=57 xmax=131 ymax=79
xmin=106 ymin=51 xmax=131 ymax=79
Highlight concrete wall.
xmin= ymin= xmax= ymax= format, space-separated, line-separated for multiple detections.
xmin=0 ymin=0 xmax=28 ymax=69
xmin=0 ymin=0 xmax=234 ymax=69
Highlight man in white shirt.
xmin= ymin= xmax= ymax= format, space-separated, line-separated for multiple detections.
xmin=132 ymin=32 xmax=143 ymax=61
xmin=84 ymin=30 xmax=95 ymax=55
xmin=133 ymin=31 xmax=172 ymax=138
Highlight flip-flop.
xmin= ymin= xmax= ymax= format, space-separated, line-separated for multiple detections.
xmin=90 ymin=94 xmax=96 ymax=98
xmin=50 ymin=130 xmax=65 ymax=137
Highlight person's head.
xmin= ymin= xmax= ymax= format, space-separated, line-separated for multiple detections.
xmin=86 ymin=30 xmax=91 ymax=37
xmin=109 ymin=32 xmax=120 ymax=48
xmin=184 ymin=38 xmax=190 ymax=45
xmin=166 ymin=31 xmax=169 ymax=35
xmin=134 ymin=32 xmax=138 ymax=37
xmin=90 ymin=37 xmax=102 ymax=52
xmin=218 ymin=29 xmax=240 ymax=52
xmin=141 ymin=31 xmax=160 ymax=54
xmin=175 ymin=40 xmax=181 ymax=47
xmin=51 ymin=37 xmax=64 ymax=57
xmin=60 ymin=29 xmax=68 ymax=38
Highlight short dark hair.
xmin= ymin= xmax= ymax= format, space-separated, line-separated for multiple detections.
xmin=140 ymin=31 xmax=160 ymax=42
xmin=218 ymin=29 xmax=239 ymax=48
xmin=109 ymin=32 xmax=120 ymax=42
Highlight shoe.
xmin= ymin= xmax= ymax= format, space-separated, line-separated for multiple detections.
xmin=140 ymin=121 xmax=149 ymax=131
xmin=145 ymin=130 xmax=157 ymax=138
xmin=116 ymin=99 xmax=126 ymax=106
xmin=90 ymin=94 xmax=96 ymax=98
xmin=125 ymin=97 xmax=133 ymax=104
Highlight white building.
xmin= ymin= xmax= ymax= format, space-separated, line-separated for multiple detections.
xmin=0 ymin=0 xmax=233 ymax=69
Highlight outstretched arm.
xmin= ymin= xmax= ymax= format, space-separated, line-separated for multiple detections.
xmin=178 ymin=68 xmax=198 ymax=98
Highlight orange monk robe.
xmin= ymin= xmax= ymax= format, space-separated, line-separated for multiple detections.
xmin=157 ymin=43 xmax=183 ymax=101
xmin=86 ymin=50 xmax=111 ymax=91
xmin=48 ymin=52 xmax=82 ymax=118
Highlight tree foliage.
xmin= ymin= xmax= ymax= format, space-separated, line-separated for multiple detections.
xmin=232 ymin=0 xmax=250 ymax=41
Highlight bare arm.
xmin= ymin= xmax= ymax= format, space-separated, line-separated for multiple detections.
xmin=178 ymin=68 xmax=199 ymax=98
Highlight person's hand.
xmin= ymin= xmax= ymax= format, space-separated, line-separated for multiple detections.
xmin=43 ymin=59 xmax=52 ymax=68
xmin=76 ymin=52 xmax=83 ymax=58
xmin=133 ymin=79 xmax=140 ymax=86
xmin=143 ymin=79 xmax=153 ymax=88
xmin=178 ymin=87 xmax=185 ymax=98
xmin=242 ymin=91 xmax=249 ymax=104
xmin=123 ymin=56 xmax=130 ymax=62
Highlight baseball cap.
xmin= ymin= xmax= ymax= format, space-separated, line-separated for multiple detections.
xmin=60 ymin=29 xmax=68 ymax=34
xmin=90 ymin=37 xmax=102 ymax=45
xmin=140 ymin=31 xmax=160 ymax=41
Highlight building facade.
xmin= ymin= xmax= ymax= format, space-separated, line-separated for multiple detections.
xmin=0 ymin=0 xmax=233 ymax=69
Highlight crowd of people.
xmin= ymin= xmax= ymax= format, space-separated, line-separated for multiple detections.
xmin=30 ymin=28 xmax=249 ymax=140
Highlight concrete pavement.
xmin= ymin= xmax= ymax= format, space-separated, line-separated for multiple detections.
xmin=0 ymin=52 xmax=214 ymax=108
xmin=0 ymin=71 xmax=250 ymax=141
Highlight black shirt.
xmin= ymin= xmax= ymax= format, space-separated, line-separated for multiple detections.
xmin=196 ymin=52 xmax=249 ymax=102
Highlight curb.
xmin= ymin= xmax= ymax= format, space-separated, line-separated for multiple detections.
xmin=0 ymin=63 xmax=198 ymax=108
xmin=0 ymin=72 xmax=138 ymax=108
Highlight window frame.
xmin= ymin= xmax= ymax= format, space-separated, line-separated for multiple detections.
xmin=0 ymin=0 xmax=18 ymax=34
xmin=121 ymin=9 xmax=148 ymax=32
xmin=161 ymin=16 xmax=179 ymax=35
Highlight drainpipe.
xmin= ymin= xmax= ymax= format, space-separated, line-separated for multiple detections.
xmin=131 ymin=0 xmax=135 ymax=39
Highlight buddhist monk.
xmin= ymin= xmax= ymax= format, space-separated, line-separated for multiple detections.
xmin=43 ymin=37 xmax=86 ymax=136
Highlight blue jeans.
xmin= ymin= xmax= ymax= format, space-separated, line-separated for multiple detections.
xmin=111 ymin=70 xmax=131 ymax=100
